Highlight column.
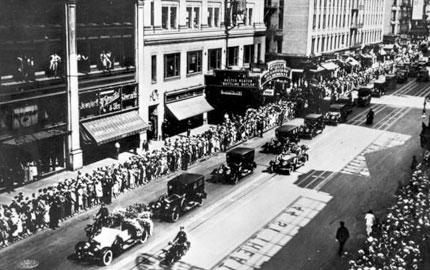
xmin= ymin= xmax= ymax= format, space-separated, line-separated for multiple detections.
xmin=154 ymin=0 xmax=162 ymax=29
xmin=179 ymin=0 xmax=187 ymax=29
xmin=201 ymin=0 xmax=208 ymax=28
xmin=65 ymin=0 xmax=82 ymax=170
xmin=136 ymin=0 xmax=148 ymax=145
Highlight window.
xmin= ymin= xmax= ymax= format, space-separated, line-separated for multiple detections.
xmin=257 ymin=43 xmax=261 ymax=63
xmin=162 ymin=7 xmax=168 ymax=29
xmin=244 ymin=45 xmax=255 ymax=64
xmin=151 ymin=55 xmax=157 ymax=83
xmin=311 ymin=38 xmax=315 ymax=54
xmin=187 ymin=51 xmax=202 ymax=74
xmin=208 ymin=48 xmax=222 ymax=70
xmin=164 ymin=53 xmax=180 ymax=79
xmin=186 ymin=7 xmax=192 ymax=28
xmin=151 ymin=2 xmax=154 ymax=26
xmin=208 ymin=7 xmax=213 ymax=27
xmin=170 ymin=6 xmax=177 ymax=29
xmin=161 ymin=5 xmax=178 ymax=29
xmin=247 ymin=8 xmax=253 ymax=25
xmin=228 ymin=46 xmax=239 ymax=66
xmin=193 ymin=7 xmax=200 ymax=28
xmin=214 ymin=8 xmax=220 ymax=26
xmin=313 ymin=14 xmax=317 ymax=29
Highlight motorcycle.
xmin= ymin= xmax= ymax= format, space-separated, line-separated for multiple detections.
xmin=160 ymin=241 xmax=191 ymax=266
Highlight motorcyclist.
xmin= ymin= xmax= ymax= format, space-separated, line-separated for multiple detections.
xmin=366 ymin=108 xmax=374 ymax=125
xmin=172 ymin=226 xmax=189 ymax=256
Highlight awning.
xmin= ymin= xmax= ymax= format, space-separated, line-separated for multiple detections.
xmin=346 ymin=57 xmax=361 ymax=66
xmin=81 ymin=111 xmax=148 ymax=146
xmin=166 ymin=96 xmax=214 ymax=121
xmin=3 ymin=129 xmax=67 ymax=146
xmin=320 ymin=62 xmax=339 ymax=70
xmin=310 ymin=65 xmax=325 ymax=73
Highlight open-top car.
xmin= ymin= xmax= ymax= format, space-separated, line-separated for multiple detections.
xmin=75 ymin=209 xmax=153 ymax=266
xmin=149 ymin=173 xmax=206 ymax=222
xmin=268 ymin=144 xmax=309 ymax=175
xmin=356 ymin=86 xmax=372 ymax=107
xmin=212 ymin=147 xmax=257 ymax=184
xmin=324 ymin=103 xmax=348 ymax=125
xmin=261 ymin=138 xmax=285 ymax=154
xmin=299 ymin=114 xmax=325 ymax=139
xmin=275 ymin=124 xmax=300 ymax=143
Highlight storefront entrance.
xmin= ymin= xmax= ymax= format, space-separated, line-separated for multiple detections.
xmin=148 ymin=105 xmax=158 ymax=141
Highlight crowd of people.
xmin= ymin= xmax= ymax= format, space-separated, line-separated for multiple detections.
xmin=0 ymin=99 xmax=295 ymax=248
xmin=348 ymin=152 xmax=430 ymax=270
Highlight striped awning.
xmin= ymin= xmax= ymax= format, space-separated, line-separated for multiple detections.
xmin=166 ymin=96 xmax=214 ymax=121
xmin=81 ymin=111 xmax=148 ymax=145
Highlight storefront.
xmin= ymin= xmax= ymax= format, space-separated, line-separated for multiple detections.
xmin=205 ymin=61 xmax=291 ymax=122
xmin=163 ymin=85 xmax=214 ymax=137
xmin=0 ymin=94 xmax=68 ymax=186
xmin=79 ymin=83 xmax=148 ymax=164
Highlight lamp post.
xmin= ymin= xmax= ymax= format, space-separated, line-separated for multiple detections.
xmin=224 ymin=0 xmax=246 ymax=69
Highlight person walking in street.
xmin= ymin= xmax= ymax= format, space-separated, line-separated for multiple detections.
xmin=365 ymin=210 xmax=376 ymax=236
xmin=411 ymin=155 xmax=418 ymax=171
xmin=336 ymin=221 xmax=350 ymax=256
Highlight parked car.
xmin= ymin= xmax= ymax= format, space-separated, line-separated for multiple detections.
xmin=268 ymin=144 xmax=309 ymax=175
xmin=275 ymin=124 xmax=300 ymax=143
xmin=396 ymin=69 xmax=408 ymax=83
xmin=410 ymin=62 xmax=419 ymax=77
xmin=356 ymin=86 xmax=372 ymax=107
xmin=417 ymin=67 xmax=430 ymax=82
xmin=324 ymin=103 xmax=349 ymax=125
xmin=75 ymin=216 xmax=152 ymax=266
xmin=334 ymin=95 xmax=354 ymax=114
xmin=212 ymin=147 xmax=257 ymax=184
xmin=261 ymin=138 xmax=285 ymax=154
xmin=373 ymin=78 xmax=386 ymax=97
xmin=149 ymin=173 xmax=206 ymax=222
xmin=299 ymin=114 xmax=325 ymax=139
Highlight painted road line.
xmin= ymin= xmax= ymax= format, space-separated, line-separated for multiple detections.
xmin=211 ymin=195 xmax=331 ymax=270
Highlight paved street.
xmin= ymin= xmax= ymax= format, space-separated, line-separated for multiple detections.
xmin=1 ymin=78 xmax=429 ymax=270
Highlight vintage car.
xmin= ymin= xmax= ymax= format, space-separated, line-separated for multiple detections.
xmin=75 ymin=215 xmax=152 ymax=266
xmin=396 ymin=69 xmax=408 ymax=83
xmin=409 ymin=62 xmax=419 ymax=77
xmin=149 ymin=173 xmax=206 ymax=222
xmin=268 ymin=144 xmax=309 ymax=175
xmin=417 ymin=67 xmax=430 ymax=82
xmin=298 ymin=114 xmax=325 ymax=139
xmin=275 ymin=124 xmax=300 ymax=143
xmin=356 ymin=86 xmax=372 ymax=107
xmin=373 ymin=78 xmax=385 ymax=97
xmin=212 ymin=147 xmax=257 ymax=184
xmin=261 ymin=138 xmax=285 ymax=154
xmin=324 ymin=103 xmax=348 ymax=125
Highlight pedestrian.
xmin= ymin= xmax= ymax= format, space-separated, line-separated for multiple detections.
xmin=186 ymin=120 xmax=192 ymax=137
xmin=336 ymin=221 xmax=350 ymax=256
xmin=411 ymin=155 xmax=418 ymax=171
xmin=364 ymin=210 xmax=375 ymax=236
xmin=115 ymin=142 xmax=120 ymax=160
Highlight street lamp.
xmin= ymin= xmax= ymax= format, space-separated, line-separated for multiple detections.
xmin=224 ymin=0 xmax=247 ymax=69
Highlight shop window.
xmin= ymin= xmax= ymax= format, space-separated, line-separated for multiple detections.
xmin=151 ymin=55 xmax=157 ymax=83
xmin=244 ymin=45 xmax=255 ymax=64
xmin=164 ymin=53 xmax=180 ymax=79
xmin=208 ymin=48 xmax=222 ymax=70
xmin=187 ymin=50 xmax=202 ymax=74
xmin=228 ymin=46 xmax=239 ymax=66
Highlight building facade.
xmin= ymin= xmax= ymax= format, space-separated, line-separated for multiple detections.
xmin=383 ymin=0 xmax=412 ymax=37
xmin=265 ymin=0 xmax=385 ymax=60
xmin=141 ymin=0 xmax=266 ymax=139
xmin=0 ymin=0 xmax=266 ymax=183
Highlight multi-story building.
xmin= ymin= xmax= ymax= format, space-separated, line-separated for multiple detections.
xmin=265 ymin=0 xmax=385 ymax=67
xmin=383 ymin=0 xmax=412 ymax=39
xmin=142 ymin=0 xmax=266 ymax=139
xmin=0 ymin=0 xmax=266 ymax=183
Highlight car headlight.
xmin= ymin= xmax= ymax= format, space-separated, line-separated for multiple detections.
xmin=165 ymin=204 xmax=170 ymax=209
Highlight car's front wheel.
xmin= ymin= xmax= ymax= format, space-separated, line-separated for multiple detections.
xmin=170 ymin=208 xmax=180 ymax=222
xmin=100 ymin=248 xmax=113 ymax=266
xmin=139 ymin=230 xmax=149 ymax=244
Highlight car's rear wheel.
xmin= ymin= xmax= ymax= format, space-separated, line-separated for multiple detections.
xmin=100 ymin=249 xmax=113 ymax=266
xmin=171 ymin=208 xmax=180 ymax=222
xmin=139 ymin=231 xmax=149 ymax=244
xmin=232 ymin=174 xmax=239 ymax=185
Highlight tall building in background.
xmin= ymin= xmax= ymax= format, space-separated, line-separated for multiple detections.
xmin=383 ymin=0 xmax=413 ymax=43
xmin=265 ymin=0 xmax=385 ymax=68
xmin=410 ymin=0 xmax=430 ymax=40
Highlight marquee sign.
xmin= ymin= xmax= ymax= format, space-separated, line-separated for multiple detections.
xmin=260 ymin=60 xmax=291 ymax=87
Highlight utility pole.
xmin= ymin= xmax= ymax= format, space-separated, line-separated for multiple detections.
xmin=224 ymin=0 xmax=246 ymax=69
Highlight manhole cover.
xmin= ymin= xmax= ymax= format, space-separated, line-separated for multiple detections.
xmin=16 ymin=259 xmax=39 ymax=269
